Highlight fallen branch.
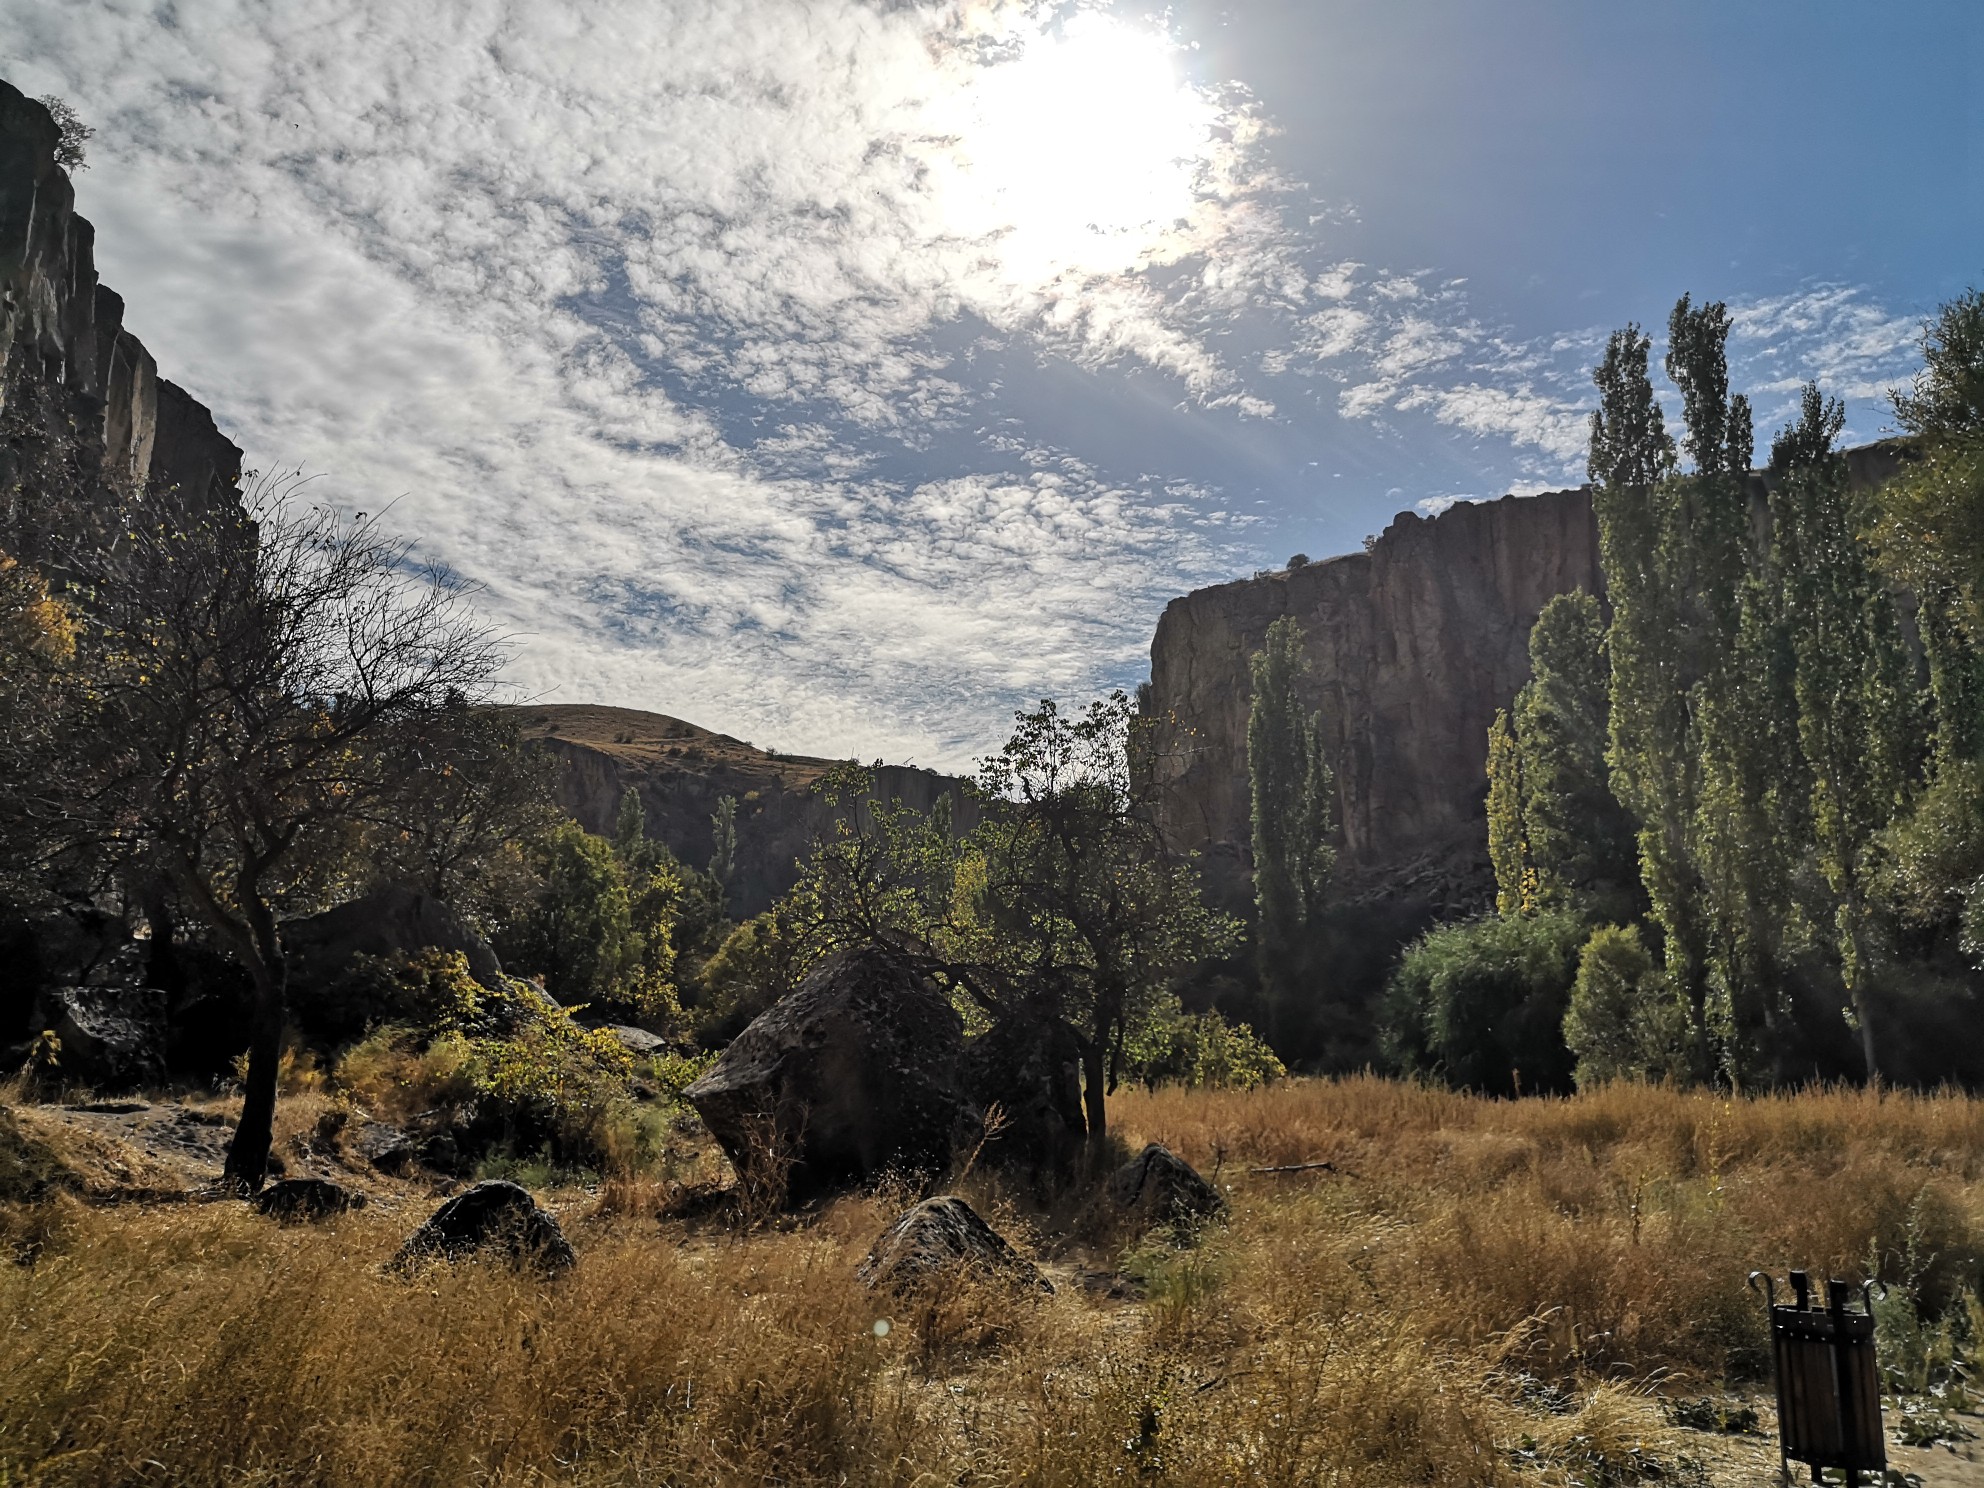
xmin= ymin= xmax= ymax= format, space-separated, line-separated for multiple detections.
xmin=1248 ymin=1161 xmax=1341 ymax=1175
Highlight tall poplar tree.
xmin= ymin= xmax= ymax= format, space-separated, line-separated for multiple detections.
xmin=1247 ymin=616 xmax=1336 ymax=1040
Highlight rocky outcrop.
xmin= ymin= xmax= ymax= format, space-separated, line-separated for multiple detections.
xmin=857 ymin=1195 xmax=1051 ymax=1294
xmin=1143 ymin=487 xmax=1605 ymax=921
xmin=33 ymin=984 xmax=168 ymax=1090
xmin=284 ymin=884 xmax=504 ymax=991
xmin=509 ymin=704 xmax=975 ymax=918
xmin=0 ymin=82 xmax=242 ymax=562
xmin=683 ymin=946 xmax=968 ymax=1204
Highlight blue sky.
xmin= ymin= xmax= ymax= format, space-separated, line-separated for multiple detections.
xmin=5 ymin=1 xmax=1976 ymax=767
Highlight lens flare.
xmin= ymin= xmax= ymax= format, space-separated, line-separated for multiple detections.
xmin=916 ymin=13 xmax=1222 ymax=284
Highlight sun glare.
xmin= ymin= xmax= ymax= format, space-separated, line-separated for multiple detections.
xmin=919 ymin=13 xmax=1222 ymax=284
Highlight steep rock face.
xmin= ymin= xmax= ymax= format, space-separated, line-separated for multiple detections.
xmin=1143 ymin=486 xmax=1603 ymax=919
xmin=0 ymin=81 xmax=241 ymax=558
xmin=510 ymin=704 xmax=975 ymax=917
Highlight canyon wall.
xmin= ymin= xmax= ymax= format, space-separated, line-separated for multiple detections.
xmin=0 ymin=82 xmax=241 ymax=557
xmin=1143 ymin=486 xmax=1604 ymax=925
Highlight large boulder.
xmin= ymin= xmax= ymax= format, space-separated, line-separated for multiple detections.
xmin=683 ymin=946 xmax=968 ymax=1204
xmin=32 ymin=985 xmax=168 ymax=1090
xmin=959 ymin=1015 xmax=1086 ymax=1177
xmin=285 ymin=884 xmax=503 ymax=990
xmin=857 ymin=1195 xmax=1052 ymax=1294
xmin=1103 ymin=1143 xmax=1227 ymax=1230
xmin=392 ymin=1180 xmax=574 ymax=1274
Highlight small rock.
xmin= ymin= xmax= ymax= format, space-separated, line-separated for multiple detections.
xmin=253 ymin=1177 xmax=365 ymax=1223
xmin=857 ymin=1195 xmax=1052 ymax=1294
xmin=1103 ymin=1144 xmax=1226 ymax=1230
xmin=603 ymin=1024 xmax=668 ymax=1056
xmin=392 ymin=1179 xmax=575 ymax=1275
xmin=354 ymin=1122 xmax=419 ymax=1174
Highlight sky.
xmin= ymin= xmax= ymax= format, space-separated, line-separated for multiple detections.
xmin=5 ymin=1 xmax=1978 ymax=768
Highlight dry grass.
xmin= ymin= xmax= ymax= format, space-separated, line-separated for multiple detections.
xmin=5 ymin=1077 xmax=1980 ymax=1485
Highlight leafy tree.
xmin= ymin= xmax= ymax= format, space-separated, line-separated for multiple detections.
xmin=1246 ymin=616 xmax=1335 ymax=1040
xmin=1562 ymin=924 xmax=1688 ymax=1087
xmin=768 ymin=700 xmax=1238 ymax=1146
xmin=38 ymin=484 xmax=506 ymax=1190
xmin=973 ymin=694 xmax=1242 ymax=1142
xmin=1487 ymin=592 xmax=1636 ymax=919
xmin=35 ymin=95 xmax=92 ymax=172
xmin=496 ymin=819 xmax=681 ymax=1021
xmin=1769 ymin=385 xmax=1917 ymax=1075
xmin=1379 ymin=910 xmax=1585 ymax=1095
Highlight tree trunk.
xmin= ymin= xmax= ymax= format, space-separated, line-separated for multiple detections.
xmin=1079 ymin=1035 xmax=1107 ymax=1147
xmin=223 ymin=892 xmax=289 ymax=1194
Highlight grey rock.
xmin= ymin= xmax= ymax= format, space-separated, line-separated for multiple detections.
xmin=857 ymin=1195 xmax=1051 ymax=1294
xmin=684 ymin=946 xmax=968 ymax=1205
xmin=392 ymin=1179 xmax=574 ymax=1274
xmin=603 ymin=1024 xmax=668 ymax=1056
xmin=354 ymin=1122 xmax=419 ymax=1174
xmin=36 ymin=985 xmax=167 ymax=1090
xmin=285 ymin=884 xmax=503 ymax=991
xmin=254 ymin=1177 xmax=365 ymax=1222
xmin=1104 ymin=1144 xmax=1226 ymax=1230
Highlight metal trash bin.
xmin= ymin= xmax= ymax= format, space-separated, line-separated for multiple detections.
xmin=1748 ymin=1269 xmax=1886 ymax=1484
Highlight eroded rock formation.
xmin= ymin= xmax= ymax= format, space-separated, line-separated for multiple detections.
xmin=1143 ymin=487 xmax=1604 ymax=925
xmin=0 ymin=82 xmax=242 ymax=560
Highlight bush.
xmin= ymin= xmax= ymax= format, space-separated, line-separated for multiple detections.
xmin=1124 ymin=1006 xmax=1286 ymax=1090
xmin=1380 ymin=910 xmax=1586 ymax=1095
xmin=333 ymin=950 xmax=642 ymax=1170
xmin=693 ymin=910 xmax=813 ymax=1042
xmin=1562 ymin=924 xmax=1689 ymax=1088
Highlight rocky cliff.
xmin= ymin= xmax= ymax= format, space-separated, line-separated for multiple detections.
xmin=1143 ymin=486 xmax=1605 ymax=925
xmin=0 ymin=82 xmax=241 ymax=559
xmin=508 ymin=704 xmax=975 ymax=917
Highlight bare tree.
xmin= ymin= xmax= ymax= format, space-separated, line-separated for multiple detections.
xmin=58 ymin=476 xmax=507 ymax=1188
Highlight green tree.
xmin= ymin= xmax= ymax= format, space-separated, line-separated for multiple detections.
xmin=1246 ymin=616 xmax=1336 ymax=1040
xmin=1562 ymin=924 xmax=1688 ymax=1087
xmin=1488 ymin=592 xmax=1636 ymax=918
xmin=1379 ymin=909 xmax=1585 ymax=1096
xmin=1771 ymin=385 xmax=1916 ymax=1074
xmin=709 ymin=795 xmax=738 ymax=886
xmin=1486 ymin=707 xmax=1529 ymax=916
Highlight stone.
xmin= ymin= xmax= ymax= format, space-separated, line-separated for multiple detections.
xmin=857 ymin=1195 xmax=1051 ymax=1294
xmin=392 ymin=1179 xmax=575 ymax=1274
xmin=603 ymin=1024 xmax=668 ymax=1056
xmin=1103 ymin=1144 xmax=1226 ymax=1230
xmin=958 ymin=1016 xmax=1086 ymax=1176
xmin=34 ymin=985 xmax=167 ymax=1091
xmin=354 ymin=1122 xmax=420 ymax=1175
xmin=253 ymin=1177 xmax=365 ymax=1223
xmin=285 ymin=884 xmax=504 ymax=992
xmin=684 ymin=946 xmax=969 ymax=1205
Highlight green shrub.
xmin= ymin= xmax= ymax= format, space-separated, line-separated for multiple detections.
xmin=1380 ymin=910 xmax=1586 ymax=1095
xmin=332 ymin=950 xmax=643 ymax=1169
xmin=1124 ymin=1006 xmax=1285 ymax=1090
xmin=1562 ymin=924 xmax=1690 ymax=1088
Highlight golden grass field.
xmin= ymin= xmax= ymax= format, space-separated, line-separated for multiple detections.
xmin=6 ymin=1077 xmax=1984 ymax=1486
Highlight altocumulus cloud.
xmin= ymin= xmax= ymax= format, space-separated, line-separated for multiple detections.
xmin=2 ymin=1 xmax=1929 ymax=764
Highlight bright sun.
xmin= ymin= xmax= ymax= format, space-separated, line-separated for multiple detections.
xmin=919 ymin=13 xmax=1223 ymax=284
